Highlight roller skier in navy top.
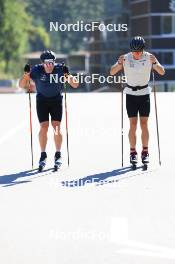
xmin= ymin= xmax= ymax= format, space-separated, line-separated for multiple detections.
xmin=19 ymin=50 xmax=79 ymax=171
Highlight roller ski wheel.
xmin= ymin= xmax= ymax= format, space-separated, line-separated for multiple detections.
xmin=143 ymin=163 xmax=148 ymax=171
xmin=130 ymin=151 xmax=138 ymax=170
xmin=38 ymin=152 xmax=47 ymax=172
xmin=53 ymin=164 xmax=61 ymax=172
xmin=38 ymin=164 xmax=45 ymax=172
xmin=53 ymin=151 xmax=62 ymax=172
xmin=131 ymin=163 xmax=137 ymax=170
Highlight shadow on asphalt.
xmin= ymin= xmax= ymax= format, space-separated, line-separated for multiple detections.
xmin=0 ymin=168 xmax=53 ymax=187
xmin=61 ymin=165 xmax=143 ymax=188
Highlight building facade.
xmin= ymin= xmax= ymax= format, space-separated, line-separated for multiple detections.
xmin=87 ymin=0 xmax=175 ymax=91
xmin=130 ymin=0 xmax=175 ymax=89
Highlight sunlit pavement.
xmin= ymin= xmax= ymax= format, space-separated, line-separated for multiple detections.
xmin=0 ymin=92 xmax=175 ymax=264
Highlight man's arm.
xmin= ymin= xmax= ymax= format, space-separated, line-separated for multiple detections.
xmin=150 ymin=55 xmax=165 ymax=76
xmin=19 ymin=73 xmax=30 ymax=89
xmin=66 ymin=74 xmax=79 ymax=88
xmin=62 ymin=64 xmax=79 ymax=88
xmin=110 ymin=55 xmax=125 ymax=75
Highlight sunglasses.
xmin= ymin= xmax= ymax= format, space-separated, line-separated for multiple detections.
xmin=43 ymin=59 xmax=55 ymax=65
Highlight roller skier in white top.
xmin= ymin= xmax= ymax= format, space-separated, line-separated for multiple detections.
xmin=110 ymin=36 xmax=165 ymax=169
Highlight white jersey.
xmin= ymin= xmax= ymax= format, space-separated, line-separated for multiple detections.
xmin=123 ymin=51 xmax=153 ymax=96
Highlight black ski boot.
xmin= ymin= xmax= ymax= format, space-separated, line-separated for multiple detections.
xmin=141 ymin=150 xmax=149 ymax=170
xmin=54 ymin=151 xmax=62 ymax=171
xmin=38 ymin=152 xmax=47 ymax=172
xmin=130 ymin=151 xmax=138 ymax=170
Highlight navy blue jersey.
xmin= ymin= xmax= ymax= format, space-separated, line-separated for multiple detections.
xmin=30 ymin=63 xmax=64 ymax=98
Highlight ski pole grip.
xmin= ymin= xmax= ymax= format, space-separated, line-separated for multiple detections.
xmin=24 ymin=64 xmax=31 ymax=73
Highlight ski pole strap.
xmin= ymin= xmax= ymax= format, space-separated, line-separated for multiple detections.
xmin=127 ymin=84 xmax=148 ymax=91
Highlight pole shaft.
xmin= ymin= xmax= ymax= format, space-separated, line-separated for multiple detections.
xmin=28 ymin=83 xmax=34 ymax=168
xmin=64 ymin=82 xmax=70 ymax=166
xmin=152 ymin=71 xmax=161 ymax=166
xmin=121 ymin=74 xmax=124 ymax=167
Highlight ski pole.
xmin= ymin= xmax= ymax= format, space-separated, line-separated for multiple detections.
xmin=152 ymin=70 xmax=161 ymax=166
xmin=28 ymin=81 xmax=34 ymax=169
xmin=64 ymin=81 xmax=70 ymax=167
xmin=121 ymin=73 xmax=124 ymax=167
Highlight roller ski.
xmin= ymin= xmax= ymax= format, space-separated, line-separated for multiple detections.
xmin=141 ymin=150 xmax=149 ymax=170
xmin=53 ymin=151 xmax=62 ymax=172
xmin=38 ymin=152 xmax=47 ymax=172
xmin=130 ymin=151 xmax=138 ymax=170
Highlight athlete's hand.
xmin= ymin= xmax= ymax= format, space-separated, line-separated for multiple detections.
xmin=24 ymin=64 xmax=31 ymax=73
xmin=150 ymin=55 xmax=157 ymax=64
xmin=62 ymin=63 xmax=70 ymax=75
xmin=117 ymin=55 xmax=125 ymax=65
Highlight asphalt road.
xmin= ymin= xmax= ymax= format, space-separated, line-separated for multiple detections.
xmin=0 ymin=93 xmax=175 ymax=264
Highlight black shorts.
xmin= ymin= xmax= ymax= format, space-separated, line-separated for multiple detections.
xmin=36 ymin=96 xmax=63 ymax=123
xmin=126 ymin=94 xmax=150 ymax=118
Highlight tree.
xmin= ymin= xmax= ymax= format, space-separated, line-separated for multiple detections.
xmin=0 ymin=0 xmax=50 ymax=76
xmin=25 ymin=0 xmax=104 ymax=53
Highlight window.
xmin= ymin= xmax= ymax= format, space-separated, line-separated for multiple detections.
xmin=154 ymin=52 xmax=174 ymax=65
xmin=163 ymin=52 xmax=173 ymax=65
xmin=161 ymin=16 xmax=175 ymax=34
xmin=162 ymin=16 xmax=172 ymax=34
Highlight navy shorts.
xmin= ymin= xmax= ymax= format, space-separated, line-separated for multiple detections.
xmin=36 ymin=95 xmax=63 ymax=123
xmin=126 ymin=94 xmax=150 ymax=118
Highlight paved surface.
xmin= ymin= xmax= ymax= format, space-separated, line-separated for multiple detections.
xmin=0 ymin=93 xmax=175 ymax=264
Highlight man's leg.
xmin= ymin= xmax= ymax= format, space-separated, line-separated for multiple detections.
xmin=139 ymin=94 xmax=150 ymax=151
xmin=51 ymin=121 xmax=62 ymax=152
xmin=126 ymin=94 xmax=138 ymax=152
xmin=129 ymin=117 xmax=138 ymax=151
xmin=140 ymin=117 xmax=149 ymax=164
xmin=39 ymin=121 xmax=49 ymax=152
xmin=140 ymin=116 xmax=149 ymax=150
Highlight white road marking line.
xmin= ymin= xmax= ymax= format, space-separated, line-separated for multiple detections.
xmin=0 ymin=121 xmax=27 ymax=146
xmin=111 ymin=217 xmax=175 ymax=259
xmin=116 ymin=240 xmax=175 ymax=259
